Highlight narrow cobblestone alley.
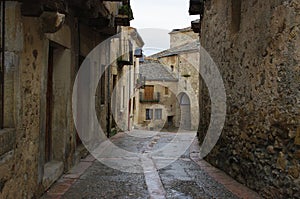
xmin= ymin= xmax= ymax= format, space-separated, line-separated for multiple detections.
xmin=1 ymin=1 xmax=299 ymax=198
xmin=42 ymin=131 xmax=260 ymax=199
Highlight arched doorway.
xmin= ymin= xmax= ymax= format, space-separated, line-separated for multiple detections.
xmin=178 ymin=93 xmax=191 ymax=130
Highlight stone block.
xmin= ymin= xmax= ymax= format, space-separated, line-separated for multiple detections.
xmin=294 ymin=127 xmax=300 ymax=145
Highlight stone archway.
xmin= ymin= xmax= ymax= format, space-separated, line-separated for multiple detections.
xmin=178 ymin=93 xmax=191 ymax=130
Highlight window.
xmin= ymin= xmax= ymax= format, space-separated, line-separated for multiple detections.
xmin=171 ymin=65 xmax=174 ymax=71
xmin=165 ymin=87 xmax=169 ymax=95
xmin=146 ymin=109 xmax=153 ymax=120
xmin=155 ymin=109 xmax=162 ymax=120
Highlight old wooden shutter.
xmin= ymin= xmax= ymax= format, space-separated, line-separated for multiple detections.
xmin=144 ymin=86 xmax=154 ymax=100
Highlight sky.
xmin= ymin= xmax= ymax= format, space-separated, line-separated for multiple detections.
xmin=130 ymin=0 xmax=199 ymax=56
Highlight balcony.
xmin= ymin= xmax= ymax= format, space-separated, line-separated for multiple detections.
xmin=140 ymin=92 xmax=160 ymax=103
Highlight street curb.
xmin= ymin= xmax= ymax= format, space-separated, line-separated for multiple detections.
xmin=190 ymin=139 xmax=262 ymax=199
xmin=41 ymin=154 xmax=96 ymax=199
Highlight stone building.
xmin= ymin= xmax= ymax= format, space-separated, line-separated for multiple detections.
xmin=192 ymin=0 xmax=300 ymax=197
xmin=148 ymin=28 xmax=200 ymax=130
xmin=136 ymin=60 xmax=178 ymax=130
xmin=0 ymin=0 xmax=134 ymax=198
xmin=110 ymin=26 xmax=144 ymax=132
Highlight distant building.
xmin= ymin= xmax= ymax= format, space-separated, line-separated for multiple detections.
xmin=136 ymin=27 xmax=200 ymax=131
xmin=136 ymin=60 xmax=178 ymax=130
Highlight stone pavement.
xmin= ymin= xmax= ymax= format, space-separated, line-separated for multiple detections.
xmin=41 ymin=130 xmax=261 ymax=199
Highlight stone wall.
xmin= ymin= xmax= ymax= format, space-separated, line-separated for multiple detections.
xmin=200 ymin=0 xmax=300 ymax=197
xmin=0 ymin=1 xmax=119 ymax=198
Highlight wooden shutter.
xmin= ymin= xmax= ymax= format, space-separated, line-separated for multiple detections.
xmin=144 ymin=86 xmax=154 ymax=100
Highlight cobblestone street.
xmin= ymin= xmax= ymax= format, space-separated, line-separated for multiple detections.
xmin=42 ymin=131 xmax=260 ymax=199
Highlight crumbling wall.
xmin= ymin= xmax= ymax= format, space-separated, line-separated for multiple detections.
xmin=200 ymin=0 xmax=300 ymax=197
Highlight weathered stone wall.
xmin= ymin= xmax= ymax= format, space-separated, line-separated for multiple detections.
xmin=6 ymin=15 xmax=46 ymax=199
xmin=200 ymin=0 xmax=300 ymax=197
xmin=0 ymin=1 xmax=119 ymax=198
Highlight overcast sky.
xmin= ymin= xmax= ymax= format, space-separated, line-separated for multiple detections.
xmin=130 ymin=0 xmax=199 ymax=55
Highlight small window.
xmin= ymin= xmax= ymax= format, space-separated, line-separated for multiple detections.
xmin=146 ymin=109 xmax=153 ymax=120
xmin=154 ymin=109 xmax=162 ymax=120
xmin=171 ymin=65 xmax=174 ymax=71
xmin=165 ymin=87 xmax=169 ymax=95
